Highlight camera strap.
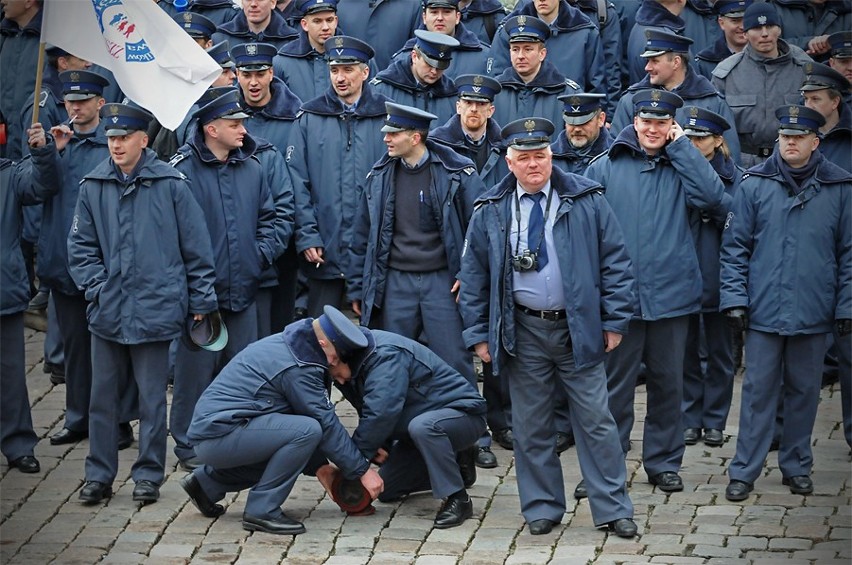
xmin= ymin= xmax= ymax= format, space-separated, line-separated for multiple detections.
xmin=513 ymin=187 xmax=554 ymax=256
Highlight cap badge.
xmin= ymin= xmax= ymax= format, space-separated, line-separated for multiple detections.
xmin=789 ymin=105 xmax=800 ymax=116
xmin=473 ymin=75 xmax=483 ymax=86
xmin=517 ymin=15 xmax=526 ymax=25
xmin=334 ymin=37 xmax=344 ymax=48
xmin=246 ymin=44 xmax=258 ymax=56
xmin=109 ymin=105 xmax=120 ymax=115
xmin=183 ymin=12 xmax=192 ymax=22
xmin=689 ymin=106 xmax=699 ymax=117
xmin=757 ymin=14 xmax=767 ymax=25
xmin=570 ymin=96 xmax=581 ymax=105
xmin=70 ymin=71 xmax=80 ymax=82
xmin=524 ymin=119 xmax=535 ymax=132
xmin=651 ymin=90 xmax=662 ymax=101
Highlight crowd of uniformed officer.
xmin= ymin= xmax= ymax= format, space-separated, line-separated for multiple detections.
xmin=1 ymin=0 xmax=850 ymax=538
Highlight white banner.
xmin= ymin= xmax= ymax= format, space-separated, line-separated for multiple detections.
xmin=42 ymin=0 xmax=221 ymax=129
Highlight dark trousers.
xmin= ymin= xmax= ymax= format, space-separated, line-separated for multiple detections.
xmin=729 ymin=330 xmax=825 ymax=484
xmin=377 ymin=408 xmax=485 ymax=502
xmin=305 ymin=278 xmax=346 ymax=319
xmin=193 ymin=414 xmax=322 ymax=519
xmin=508 ymin=309 xmax=632 ymax=526
xmin=54 ymin=291 xmax=138 ymax=432
xmin=270 ymin=242 xmax=298 ymax=332
xmin=171 ymin=305 xmax=258 ymax=461
xmin=605 ymin=316 xmax=689 ymax=477
xmin=482 ymin=361 xmax=511 ymax=435
xmin=836 ymin=326 xmax=852 ymax=448
xmin=682 ymin=312 xmax=735 ymax=431
xmin=0 ymin=313 xmax=38 ymax=462
xmin=86 ymin=336 xmax=169 ymax=484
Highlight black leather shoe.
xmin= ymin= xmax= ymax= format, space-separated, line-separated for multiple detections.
xmin=79 ymin=481 xmax=113 ymax=503
xmin=493 ymin=428 xmax=514 ymax=450
xmin=528 ymin=518 xmax=558 ymax=535
xmin=475 ymin=446 xmax=497 ymax=469
xmin=703 ymin=429 xmax=724 ymax=447
xmin=132 ymin=480 xmax=160 ymax=503
xmin=242 ymin=513 xmax=306 ymax=535
xmin=180 ymin=473 xmax=225 ymax=517
xmin=50 ymin=428 xmax=88 ymax=446
xmin=573 ymin=479 xmax=587 ymax=500
xmin=9 ymin=455 xmax=40 ymax=473
xmin=683 ymin=428 xmax=701 ymax=445
xmin=179 ymin=456 xmax=202 ymax=472
xmin=457 ymin=447 xmax=477 ymax=488
xmin=649 ymin=471 xmax=683 ymax=492
xmin=782 ymin=475 xmax=813 ymax=495
xmin=556 ymin=432 xmax=575 ymax=454
xmin=433 ymin=493 xmax=473 ymax=529
xmin=725 ymin=480 xmax=753 ymax=501
xmin=608 ymin=517 xmax=638 ymax=538
xmin=118 ymin=423 xmax=134 ymax=450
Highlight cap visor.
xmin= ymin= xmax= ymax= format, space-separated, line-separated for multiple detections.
xmin=459 ymin=93 xmax=493 ymax=102
xmin=684 ymin=128 xmax=713 ymax=137
xmin=636 ymin=109 xmax=674 ymax=120
xmin=778 ymin=127 xmax=813 ymax=136
xmin=381 ymin=123 xmax=407 ymax=133
xmin=236 ymin=63 xmax=272 ymax=71
xmin=419 ymin=52 xmax=451 ymax=70
xmin=219 ymin=61 xmax=236 ymax=69
xmin=328 ymin=57 xmax=364 ymax=65
xmin=221 ymin=110 xmax=251 ymax=120
xmin=508 ymin=36 xmax=543 ymax=44
xmin=833 ymin=52 xmax=852 ymax=59
xmin=63 ymin=92 xmax=98 ymax=101
xmin=563 ymin=111 xmax=597 ymax=126
xmin=509 ymin=140 xmax=551 ymax=150
xmin=105 ymin=128 xmax=133 ymax=137
xmin=799 ymin=83 xmax=830 ymax=92
xmin=640 ymin=48 xmax=667 ymax=58
xmin=721 ymin=11 xmax=745 ymax=18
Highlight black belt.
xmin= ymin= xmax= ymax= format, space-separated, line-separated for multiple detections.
xmin=516 ymin=305 xmax=567 ymax=321
xmin=741 ymin=144 xmax=773 ymax=158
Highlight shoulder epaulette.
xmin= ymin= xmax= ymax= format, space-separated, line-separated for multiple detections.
xmin=167 ymin=151 xmax=188 ymax=168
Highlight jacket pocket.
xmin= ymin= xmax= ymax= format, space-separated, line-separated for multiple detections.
xmin=726 ymin=94 xmax=757 ymax=134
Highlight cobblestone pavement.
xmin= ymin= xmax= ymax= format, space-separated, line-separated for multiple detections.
xmin=1 ymin=326 xmax=850 ymax=564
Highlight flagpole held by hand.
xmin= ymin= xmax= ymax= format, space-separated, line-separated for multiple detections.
xmin=31 ymin=42 xmax=46 ymax=125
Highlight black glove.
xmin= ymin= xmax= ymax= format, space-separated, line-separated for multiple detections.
xmin=724 ymin=308 xmax=748 ymax=332
xmin=837 ymin=319 xmax=852 ymax=337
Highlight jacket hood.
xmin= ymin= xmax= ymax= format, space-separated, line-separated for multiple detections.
xmin=401 ymin=21 xmax=486 ymax=52
xmin=626 ymin=66 xmax=718 ymax=99
xmin=0 ymin=7 xmax=42 ymax=36
xmin=282 ymin=318 xmax=329 ymax=367
xmin=241 ymin=77 xmax=303 ymax=119
xmin=496 ymin=60 xmax=576 ymax=92
xmin=512 ymin=0 xmax=595 ymax=31
xmin=299 ymin=82 xmax=390 ymax=117
xmin=187 ymin=126 xmax=260 ymax=164
xmin=476 ymin=163 xmax=603 ymax=203
xmin=774 ymin=0 xmax=850 ymax=13
xmin=84 ymin=148 xmax=185 ymax=182
xmin=218 ymin=9 xmax=299 ymax=41
xmin=550 ymin=127 xmax=612 ymax=159
xmin=278 ymin=29 xmax=344 ymax=57
xmin=607 ymin=124 xmax=679 ymax=161
xmin=635 ymin=0 xmax=685 ymax=30
xmin=747 ymin=150 xmax=852 ymax=185
xmin=696 ymin=35 xmax=733 ymax=64
xmin=709 ymin=150 xmax=737 ymax=183
xmin=463 ymin=0 xmax=505 ymax=15
xmin=372 ymin=59 xmax=457 ymax=98
xmin=430 ymin=114 xmax=504 ymax=150
xmin=371 ymin=138 xmax=478 ymax=172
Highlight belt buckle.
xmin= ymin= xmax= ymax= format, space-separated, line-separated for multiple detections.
xmin=541 ymin=310 xmax=558 ymax=321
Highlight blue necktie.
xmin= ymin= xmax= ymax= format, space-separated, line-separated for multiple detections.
xmin=524 ymin=192 xmax=548 ymax=271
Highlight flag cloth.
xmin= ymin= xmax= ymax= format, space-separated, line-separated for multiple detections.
xmin=41 ymin=0 xmax=221 ymax=130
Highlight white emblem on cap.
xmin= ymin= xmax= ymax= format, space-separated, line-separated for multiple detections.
xmin=571 ymin=105 xmax=581 ymax=112
xmin=246 ymin=44 xmax=258 ymax=56
xmin=757 ymin=15 xmax=767 ymax=25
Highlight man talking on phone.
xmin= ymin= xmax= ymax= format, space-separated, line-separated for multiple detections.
xmin=585 ymin=89 xmax=725 ymax=495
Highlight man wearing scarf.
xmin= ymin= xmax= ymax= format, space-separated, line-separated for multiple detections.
xmin=720 ymin=104 xmax=852 ymax=502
